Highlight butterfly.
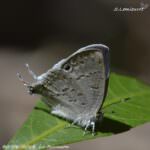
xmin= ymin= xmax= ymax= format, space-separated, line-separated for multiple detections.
xmin=17 ymin=44 xmax=110 ymax=135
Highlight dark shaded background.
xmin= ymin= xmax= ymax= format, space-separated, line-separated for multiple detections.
xmin=0 ymin=0 xmax=150 ymax=149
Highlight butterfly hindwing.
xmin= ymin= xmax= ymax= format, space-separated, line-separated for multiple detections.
xmin=27 ymin=44 xmax=109 ymax=128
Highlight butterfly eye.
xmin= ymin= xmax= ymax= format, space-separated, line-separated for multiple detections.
xmin=63 ymin=63 xmax=72 ymax=72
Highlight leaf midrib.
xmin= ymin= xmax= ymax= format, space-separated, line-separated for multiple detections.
xmin=17 ymin=121 xmax=67 ymax=150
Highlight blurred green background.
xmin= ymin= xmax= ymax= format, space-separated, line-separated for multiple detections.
xmin=0 ymin=0 xmax=150 ymax=149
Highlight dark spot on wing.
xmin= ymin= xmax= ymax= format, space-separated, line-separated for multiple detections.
xmin=77 ymin=92 xmax=83 ymax=96
xmin=70 ymin=88 xmax=75 ymax=92
xmin=90 ymin=86 xmax=99 ymax=89
xmin=73 ymin=99 xmax=77 ymax=102
xmin=69 ymin=99 xmax=73 ymax=102
xmin=81 ymin=102 xmax=86 ymax=105
xmin=80 ymin=60 xmax=84 ymax=64
xmin=76 ymin=74 xmax=85 ymax=80
xmin=62 ymin=87 xmax=69 ymax=92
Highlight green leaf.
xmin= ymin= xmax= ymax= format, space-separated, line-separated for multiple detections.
xmin=5 ymin=73 xmax=150 ymax=150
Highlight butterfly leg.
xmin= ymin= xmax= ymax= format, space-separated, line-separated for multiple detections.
xmin=91 ymin=121 xmax=96 ymax=136
xmin=83 ymin=120 xmax=96 ymax=136
xmin=25 ymin=63 xmax=38 ymax=80
xmin=65 ymin=118 xmax=80 ymax=129
xmin=83 ymin=120 xmax=91 ymax=135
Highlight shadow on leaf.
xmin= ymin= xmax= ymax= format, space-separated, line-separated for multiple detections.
xmin=96 ymin=117 xmax=131 ymax=134
xmin=34 ymin=106 xmax=50 ymax=113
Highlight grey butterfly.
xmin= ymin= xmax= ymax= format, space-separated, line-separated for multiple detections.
xmin=17 ymin=44 xmax=110 ymax=135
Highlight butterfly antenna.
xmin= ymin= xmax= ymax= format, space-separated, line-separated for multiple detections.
xmin=25 ymin=63 xmax=37 ymax=80
xmin=17 ymin=72 xmax=30 ymax=86
xmin=17 ymin=72 xmax=34 ymax=95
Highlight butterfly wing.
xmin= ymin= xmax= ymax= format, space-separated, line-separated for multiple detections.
xmin=31 ymin=44 xmax=109 ymax=127
xmin=62 ymin=44 xmax=109 ymax=116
